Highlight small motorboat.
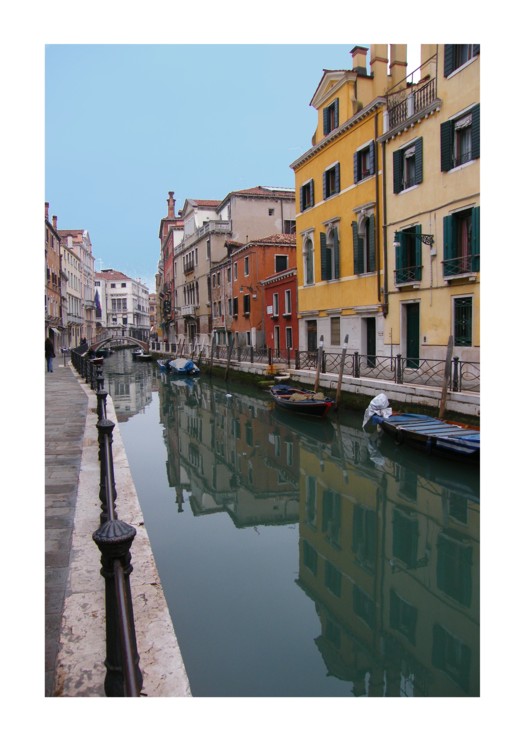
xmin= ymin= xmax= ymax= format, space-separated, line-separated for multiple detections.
xmin=168 ymin=358 xmax=200 ymax=376
xmin=363 ymin=393 xmax=479 ymax=463
xmin=269 ymin=384 xmax=334 ymax=418
xmin=157 ymin=358 xmax=172 ymax=371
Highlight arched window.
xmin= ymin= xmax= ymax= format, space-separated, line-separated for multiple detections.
xmin=303 ymin=235 xmax=314 ymax=286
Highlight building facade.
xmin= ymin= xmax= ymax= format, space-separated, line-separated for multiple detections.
xmin=95 ymin=269 xmax=150 ymax=341
xmin=45 ymin=203 xmax=63 ymax=345
xmin=58 ymin=228 xmax=96 ymax=343
xmin=379 ymin=44 xmax=480 ymax=365
xmin=261 ymin=266 xmax=299 ymax=359
xmin=291 ymin=46 xmax=402 ymax=358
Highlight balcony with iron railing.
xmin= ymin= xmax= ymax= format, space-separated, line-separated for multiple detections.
xmin=443 ymin=253 xmax=479 ymax=280
xmin=175 ymin=220 xmax=232 ymax=256
xmin=384 ymin=53 xmax=439 ymax=135
xmin=394 ymin=264 xmax=422 ymax=286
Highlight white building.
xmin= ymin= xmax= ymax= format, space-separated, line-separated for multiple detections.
xmin=95 ymin=269 xmax=150 ymax=341
xmin=61 ymin=242 xmax=83 ymax=348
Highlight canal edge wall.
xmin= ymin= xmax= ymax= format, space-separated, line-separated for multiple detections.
xmin=54 ymin=367 xmax=192 ymax=697
xmin=190 ymin=357 xmax=480 ymax=421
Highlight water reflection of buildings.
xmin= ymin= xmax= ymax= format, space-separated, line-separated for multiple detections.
xmin=296 ymin=424 xmax=479 ymax=697
xmin=105 ymin=350 xmax=153 ymax=420
xmin=158 ymin=377 xmax=302 ymax=526
xmin=156 ymin=374 xmax=479 ymax=696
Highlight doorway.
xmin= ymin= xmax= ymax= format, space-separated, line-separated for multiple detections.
xmin=404 ymin=303 xmax=420 ymax=368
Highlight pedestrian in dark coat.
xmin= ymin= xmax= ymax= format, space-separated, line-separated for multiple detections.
xmin=45 ymin=337 xmax=55 ymax=372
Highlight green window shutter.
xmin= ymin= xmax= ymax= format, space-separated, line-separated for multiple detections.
xmin=333 ymin=229 xmax=340 ymax=279
xmin=368 ymin=215 xmax=376 ymax=272
xmin=393 ymin=149 xmax=403 ymax=192
xmin=471 ymin=206 xmax=480 ymax=271
xmin=354 ymin=152 xmax=360 ymax=183
xmin=352 ymin=221 xmax=363 ymax=275
xmin=323 ymin=171 xmax=327 ymax=200
xmin=415 ymin=138 xmax=423 ymax=185
xmin=369 ymin=141 xmax=375 ymax=176
xmin=440 ymin=121 xmax=453 ymax=172
xmin=300 ymin=185 xmax=304 ymax=212
xmin=320 ymin=232 xmax=327 ymax=280
xmin=471 ymin=104 xmax=480 ymax=160
xmin=444 ymin=45 xmax=454 ymax=77
xmin=414 ymin=225 xmax=422 ymax=280
xmin=443 ymin=214 xmax=454 ymax=276
xmin=395 ymin=231 xmax=406 ymax=282
xmin=323 ymin=107 xmax=329 ymax=135
xmin=310 ymin=179 xmax=315 ymax=207
xmin=334 ymin=163 xmax=340 ymax=194
xmin=334 ymin=98 xmax=339 ymax=129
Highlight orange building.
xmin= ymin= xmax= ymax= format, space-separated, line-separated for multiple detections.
xmin=230 ymin=234 xmax=296 ymax=349
xmin=261 ymin=267 xmax=298 ymax=360
xmin=45 ymin=202 xmax=63 ymax=342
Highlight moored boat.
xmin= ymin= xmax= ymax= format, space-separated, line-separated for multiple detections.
xmin=269 ymin=384 xmax=333 ymax=418
xmin=168 ymin=357 xmax=200 ymax=375
xmin=157 ymin=358 xmax=172 ymax=371
xmin=363 ymin=394 xmax=479 ymax=463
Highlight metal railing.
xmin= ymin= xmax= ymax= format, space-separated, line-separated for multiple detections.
xmin=148 ymin=341 xmax=479 ymax=393
xmin=70 ymin=348 xmax=143 ymax=696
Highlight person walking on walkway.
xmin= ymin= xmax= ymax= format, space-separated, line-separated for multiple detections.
xmin=45 ymin=336 xmax=55 ymax=372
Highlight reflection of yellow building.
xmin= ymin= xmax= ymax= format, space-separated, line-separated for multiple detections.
xmin=379 ymin=44 xmax=480 ymax=364
xmin=297 ymin=424 xmax=479 ymax=696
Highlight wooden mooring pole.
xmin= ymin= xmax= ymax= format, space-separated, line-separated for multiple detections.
xmin=439 ymin=335 xmax=454 ymax=419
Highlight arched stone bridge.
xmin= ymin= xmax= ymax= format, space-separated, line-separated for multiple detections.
xmin=90 ymin=335 xmax=149 ymax=353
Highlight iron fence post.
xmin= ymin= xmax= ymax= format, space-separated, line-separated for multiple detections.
xmin=396 ymin=354 xmax=403 ymax=384
xmin=96 ymin=389 xmax=108 ymax=421
xmin=97 ymin=418 xmax=118 ymax=525
xmin=353 ymin=351 xmax=360 ymax=378
xmin=92 ymin=519 xmax=143 ymax=697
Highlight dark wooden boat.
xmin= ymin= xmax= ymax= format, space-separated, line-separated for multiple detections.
xmin=372 ymin=412 xmax=480 ymax=463
xmin=269 ymin=384 xmax=333 ymax=418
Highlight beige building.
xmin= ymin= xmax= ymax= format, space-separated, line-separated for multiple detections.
xmin=378 ymin=44 xmax=480 ymax=365
xmin=58 ymin=228 xmax=97 ymax=342
xmin=61 ymin=241 xmax=83 ymax=348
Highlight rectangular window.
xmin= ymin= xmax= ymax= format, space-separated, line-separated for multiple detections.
xmin=300 ymin=180 xmax=315 ymax=211
xmin=330 ymin=316 xmax=340 ymax=346
xmin=352 ymin=216 xmax=376 ymax=275
xmin=354 ymin=142 xmax=375 ymax=183
xmin=323 ymin=98 xmax=339 ymax=135
xmin=243 ymin=294 xmax=250 ymax=315
xmin=441 ymin=105 xmax=480 ymax=171
xmin=284 ymin=289 xmax=291 ymax=315
xmin=444 ymin=44 xmax=479 ymax=77
xmin=394 ymin=226 xmax=422 ymax=284
xmin=443 ymin=206 xmax=480 ymax=276
xmin=393 ymin=138 xmax=423 ymax=192
xmin=272 ymin=293 xmax=279 ymax=317
xmin=285 ymin=326 xmax=292 ymax=349
xmin=244 ymin=256 xmax=249 ymax=276
xmin=323 ymin=163 xmax=340 ymax=199
xmin=275 ymin=254 xmax=288 ymax=273
xmin=454 ymin=296 xmax=473 ymax=347
xmin=284 ymin=220 xmax=296 ymax=234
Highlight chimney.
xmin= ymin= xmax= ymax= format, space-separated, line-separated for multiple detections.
xmin=350 ymin=45 xmax=369 ymax=76
xmin=167 ymin=191 xmax=175 ymax=218
xmin=45 ymin=202 xmax=49 ymax=221
xmin=389 ymin=44 xmax=408 ymax=88
xmin=52 ymin=216 xmax=58 ymax=230
xmin=370 ymin=44 xmax=388 ymax=92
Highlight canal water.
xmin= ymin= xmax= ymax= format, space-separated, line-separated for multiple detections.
xmin=103 ymin=349 xmax=480 ymax=698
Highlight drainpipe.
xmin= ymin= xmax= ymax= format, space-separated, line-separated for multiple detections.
xmin=375 ymin=113 xmax=381 ymax=305
xmin=381 ymin=135 xmax=389 ymax=318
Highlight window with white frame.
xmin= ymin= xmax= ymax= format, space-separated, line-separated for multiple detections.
xmin=303 ymin=235 xmax=314 ymax=286
xmin=284 ymin=289 xmax=291 ymax=315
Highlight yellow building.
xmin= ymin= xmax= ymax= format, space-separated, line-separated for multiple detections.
xmin=378 ymin=44 xmax=480 ymax=365
xmin=291 ymin=45 xmax=409 ymax=358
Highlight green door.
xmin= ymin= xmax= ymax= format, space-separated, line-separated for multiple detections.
xmin=406 ymin=303 xmax=419 ymax=369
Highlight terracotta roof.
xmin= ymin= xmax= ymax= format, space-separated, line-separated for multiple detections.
xmin=250 ymin=233 xmax=296 ymax=245
xmin=96 ymin=269 xmax=131 ymax=281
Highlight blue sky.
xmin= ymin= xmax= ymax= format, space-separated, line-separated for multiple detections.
xmin=45 ymin=43 xmax=421 ymax=292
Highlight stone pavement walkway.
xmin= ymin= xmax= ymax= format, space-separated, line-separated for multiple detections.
xmin=45 ymin=363 xmax=88 ymax=696
xmin=44 ymin=359 xmax=191 ymax=697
